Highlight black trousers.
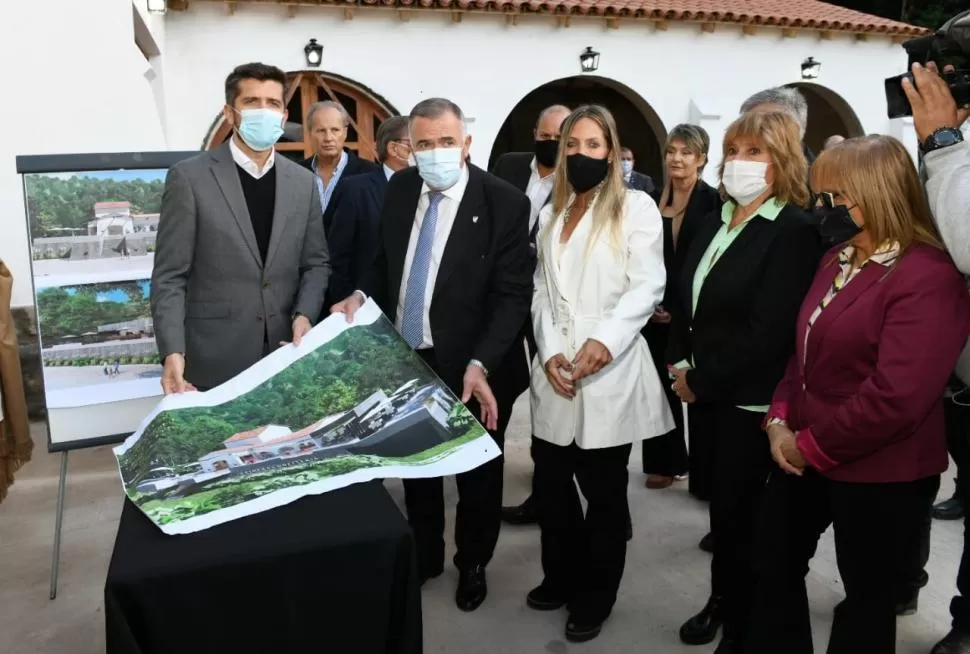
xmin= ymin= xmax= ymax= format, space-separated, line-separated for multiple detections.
xmin=533 ymin=437 xmax=632 ymax=623
xmin=703 ymin=405 xmax=773 ymax=638
xmin=954 ymin=465 xmax=970 ymax=629
xmin=748 ymin=469 xmax=940 ymax=654
xmin=404 ymin=349 xmax=507 ymax=574
xmin=948 ymin=384 xmax=970 ymax=628
xmin=641 ymin=323 xmax=688 ymax=476
xmin=686 ymin=402 xmax=718 ymax=502
xmin=910 ymin=388 xmax=970 ymax=607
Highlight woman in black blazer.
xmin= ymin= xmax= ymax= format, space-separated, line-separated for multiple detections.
xmin=669 ymin=111 xmax=823 ymax=653
xmin=641 ymin=124 xmax=720 ymax=491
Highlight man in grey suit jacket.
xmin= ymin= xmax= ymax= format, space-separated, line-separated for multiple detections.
xmin=151 ymin=62 xmax=330 ymax=393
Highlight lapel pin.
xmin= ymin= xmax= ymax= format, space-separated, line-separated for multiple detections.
xmin=472 ymin=216 xmax=479 ymax=224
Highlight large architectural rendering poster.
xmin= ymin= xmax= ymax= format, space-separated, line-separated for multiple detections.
xmin=17 ymin=152 xmax=199 ymax=450
xmin=113 ymin=300 xmax=500 ymax=535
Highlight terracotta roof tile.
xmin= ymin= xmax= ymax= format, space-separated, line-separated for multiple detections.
xmin=345 ymin=0 xmax=928 ymax=34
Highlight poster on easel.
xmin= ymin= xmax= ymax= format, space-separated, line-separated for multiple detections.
xmin=16 ymin=152 xmax=199 ymax=451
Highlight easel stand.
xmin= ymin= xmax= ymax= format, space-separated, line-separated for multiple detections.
xmin=49 ymin=451 xmax=68 ymax=600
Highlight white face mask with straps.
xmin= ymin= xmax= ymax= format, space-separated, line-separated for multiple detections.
xmin=722 ymin=160 xmax=769 ymax=206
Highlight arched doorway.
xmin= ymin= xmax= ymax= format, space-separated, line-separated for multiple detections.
xmin=785 ymin=83 xmax=864 ymax=155
xmin=202 ymin=71 xmax=399 ymax=162
xmin=489 ymin=76 xmax=667 ymax=184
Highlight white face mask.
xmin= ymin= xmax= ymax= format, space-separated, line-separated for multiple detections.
xmin=722 ymin=160 xmax=769 ymax=206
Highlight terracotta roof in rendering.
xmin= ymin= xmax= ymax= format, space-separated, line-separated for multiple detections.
xmin=334 ymin=0 xmax=925 ymax=35
xmin=94 ymin=201 xmax=131 ymax=209
xmin=224 ymin=426 xmax=267 ymax=443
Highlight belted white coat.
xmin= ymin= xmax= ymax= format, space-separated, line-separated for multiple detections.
xmin=530 ymin=189 xmax=675 ymax=450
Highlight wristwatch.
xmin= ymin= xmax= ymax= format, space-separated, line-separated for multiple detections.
xmin=920 ymin=127 xmax=964 ymax=155
xmin=468 ymin=359 xmax=489 ymax=377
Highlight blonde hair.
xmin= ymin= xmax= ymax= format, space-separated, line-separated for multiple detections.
xmin=718 ymin=110 xmax=809 ymax=209
xmin=664 ymin=123 xmax=711 ymax=172
xmin=549 ymin=105 xmax=627 ymax=246
xmin=811 ymin=135 xmax=942 ymax=253
xmin=658 ymin=124 xmax=711 ymax=213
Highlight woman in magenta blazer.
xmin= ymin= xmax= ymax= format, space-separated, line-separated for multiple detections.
xmin=746 ymin=135 xmax=970 ymax=654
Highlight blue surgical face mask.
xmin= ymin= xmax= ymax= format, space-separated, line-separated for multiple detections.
xmin=621 ymin=160 xmax=634 ymax=176
xmin=233 ymin=108 xmax=284 ymax=152
xmin=414 ymin=147 xmax=463 ymax=190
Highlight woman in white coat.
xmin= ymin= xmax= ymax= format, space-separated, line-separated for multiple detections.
xmin=526 ymin=104 xmax=674 ymax=643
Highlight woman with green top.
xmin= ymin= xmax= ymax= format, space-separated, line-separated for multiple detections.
xmin=669 ymin=110 xmax=823 ymax=654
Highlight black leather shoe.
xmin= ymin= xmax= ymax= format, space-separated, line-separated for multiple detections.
xmin=526 ymin=583 xmax=568 ymax=611
xmin=896 ymin=592 xmax=919 ymax=616
xmin=931 ymin=628 xmax=970 ymax=654
xmin=934 ymin=496 xmax=966 ymax=521
xmin=897 ymin=570 xmax=930 ymax=615
xmin=501 ymin=495 xmax=538 ymax=525
xmin=566 ymin=615 xmax=607 ymax=643
xmin=455 ymin=565 xmax=488 ymax=612
xmin=714 ymin=636 xmax=742 ymax=654
xmin=419 ymin=565 xmax=443 ymax=587
xmin=699 ymin=532 xmax=714 ymax=554
xmin=679 ymin=596 xmax=723 ymax=645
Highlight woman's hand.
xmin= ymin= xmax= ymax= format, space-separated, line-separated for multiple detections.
xmin=544 ymin=354 xmax=575 ymax=398
xmin=571 ymin=339 xmax=613 ymax=382
xmin=767 ymin=423 xmax=805 ymax=476
xmin=668 ymin=365 xmax=696 ymax=403
xmin=652 ymin=305 xmax=672 ymax=324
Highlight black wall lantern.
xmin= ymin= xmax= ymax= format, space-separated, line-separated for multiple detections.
xmin=579 ymin=46 xmax=600 ymax=73
xmin=304 ymin=38 xmax=323 ymax=68
xmin=801 ymin=56 xmax=821 ymax=80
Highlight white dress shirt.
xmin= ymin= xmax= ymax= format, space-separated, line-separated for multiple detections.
xmin=395 ymin=165 xmax=470 ymax=349
xmin=229 ymin=136 xmax=276 ymax=179
xmin=383 ymin=164 xmax=395 ymax=180
xmin=524 ymin=156 xmax=555 ymax=233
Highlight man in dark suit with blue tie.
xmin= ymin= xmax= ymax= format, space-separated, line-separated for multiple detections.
xmin=325 ymin=116 xmax=411 ymax=308
xmin=333 ymin=98 xmax=532 ymax=613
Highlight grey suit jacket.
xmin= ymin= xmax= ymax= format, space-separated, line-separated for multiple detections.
xmin=151 ymin=143 xmax=330 ymax=389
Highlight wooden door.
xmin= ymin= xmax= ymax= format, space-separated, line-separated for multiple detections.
xmin=204 ymin=71 xmax=396 ymax=162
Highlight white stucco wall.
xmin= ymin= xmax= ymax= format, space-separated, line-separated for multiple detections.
xmin=0 ymin=0 xmax=167 ymax=307
xmin=162 ymin=4 xmax=917 ymax=166
xmin=0 ymin=0 xmax=919 ymax=309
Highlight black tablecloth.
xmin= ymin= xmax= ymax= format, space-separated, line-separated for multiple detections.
xmin=104 ymin=481 xmax=421 ymax=654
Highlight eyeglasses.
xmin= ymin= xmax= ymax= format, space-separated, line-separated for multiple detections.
xmin=814 ymin=191 xmax=840 ymax=209
xmin=813 ymin=191 xmax=857 ymax=214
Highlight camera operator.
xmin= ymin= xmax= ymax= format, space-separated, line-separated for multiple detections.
xmin=903 ymin=60 xmax=970 ymax=654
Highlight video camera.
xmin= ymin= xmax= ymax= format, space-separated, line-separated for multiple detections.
xmin=886 ymin=9 xmax=970 ymax=119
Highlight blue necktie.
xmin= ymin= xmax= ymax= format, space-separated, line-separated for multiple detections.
xmin=401 ymin=192 xmax=444 ymax=348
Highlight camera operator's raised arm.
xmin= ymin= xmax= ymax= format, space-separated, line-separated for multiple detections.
xmin=926 ymin=139 xmax=970 ymax=273
xmin=903 ymin=61 xmax=970 ymax=272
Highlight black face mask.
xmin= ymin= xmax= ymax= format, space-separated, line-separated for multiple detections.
xmin=813 ymin=203 xmax=862 ymax=247
xmin=566 ymin=154 xmax=609 ymax=193
xmin=534 ymin=139 xmax=559 ymax=168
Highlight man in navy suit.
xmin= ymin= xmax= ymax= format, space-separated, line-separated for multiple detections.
xmin=620 ymin=147 xmax=656 ymax=195
xmin=325 ymin=116 xmax=412 ymax=309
